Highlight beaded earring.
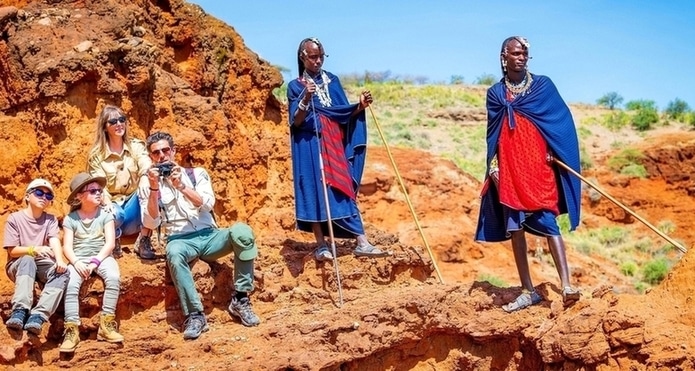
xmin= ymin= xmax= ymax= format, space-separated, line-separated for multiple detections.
xmin=502 ymin=59 xmax=507 ymax=73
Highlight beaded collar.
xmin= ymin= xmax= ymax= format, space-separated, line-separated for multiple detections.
xmin=504 ymin=70 xmax=533 ymax=97
xmin=302 ymin=70 xmax=333 ymax=107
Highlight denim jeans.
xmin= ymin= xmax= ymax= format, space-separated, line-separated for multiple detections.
xmin=113 ymin=193 xmax=142 ymax=237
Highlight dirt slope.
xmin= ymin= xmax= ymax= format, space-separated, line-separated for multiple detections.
xmin=0 ymin=1 xmax=694 ymax=370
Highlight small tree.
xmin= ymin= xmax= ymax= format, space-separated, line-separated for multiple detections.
xmin=664 ymin=98 xmax=691 ymax=121
xmin=474 ymin=73 xmax=497 ymax=86
xmin=450 ymin=75 xmax=465 ymax=85
xmin=596 ymin=92 xmax=624 ymax=110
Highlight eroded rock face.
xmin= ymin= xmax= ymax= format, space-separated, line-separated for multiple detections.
xmin=1 ymin=1 xmax=695 ymax=370
xmin=0 ymin=0 xmax=286 ymax=231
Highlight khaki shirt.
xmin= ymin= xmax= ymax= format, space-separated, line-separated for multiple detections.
xmin=139 ymin=167 xmax=216 ymax=236
xmin=88 ymin=139 xmax=151 ymax=204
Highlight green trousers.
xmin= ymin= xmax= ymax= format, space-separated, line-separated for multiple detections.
xmin=165 ymin=223 xmax=258 ymax=316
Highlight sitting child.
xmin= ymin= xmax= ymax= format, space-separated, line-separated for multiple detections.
xmin=3 ymin=179 xmax=68 ymax=335
xmin=60 ymin=172 xmax=123 ymax=353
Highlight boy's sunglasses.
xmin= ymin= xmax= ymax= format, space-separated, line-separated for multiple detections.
xmin=107 ymin=116 xmax=127 ymax=126
xmin=31 ymin=188 xmax=54 ymax=201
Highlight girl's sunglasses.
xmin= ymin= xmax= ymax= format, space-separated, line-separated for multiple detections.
xmin=82 ymin=188 xmax=104 ymax=195
xmin=31 ymin=188 xmax=55 ymax=201
xmin=107 ymin=116 xmax=127 ymax=126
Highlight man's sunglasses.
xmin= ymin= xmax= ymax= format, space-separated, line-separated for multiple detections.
xmin=107 ymin=116 xmax=127 ymax=126
xmin=151 ymin=147 xmax=172 ymax=156
xmin=82 ymin=188 xmax=104 ymax=195
xmin=31 ymin=188 xmax=54 ymax=201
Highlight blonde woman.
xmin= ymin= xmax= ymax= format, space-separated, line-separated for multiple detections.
xmin=60 ymin=172 xmax=123 ymax=353
xmin=87 ymin=105 xmax=155 ymax=259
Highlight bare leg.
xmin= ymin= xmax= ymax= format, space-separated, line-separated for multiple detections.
xmin=546 ymin=235 xmax=571 ymax=288
xmin=503 ymin=230 xmax=542 ymax=312
xmin=511 ymin=230 xmax=534 ymax=292
xmin=311 ymin=223 xmax=326 ymax=246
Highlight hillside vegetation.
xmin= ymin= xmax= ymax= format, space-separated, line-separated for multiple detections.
xmin=338 ymin=80 xmax=692 ymax=294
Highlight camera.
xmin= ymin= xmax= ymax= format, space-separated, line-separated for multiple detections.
xmin=156 ymin=162 xmax=175 ymax=178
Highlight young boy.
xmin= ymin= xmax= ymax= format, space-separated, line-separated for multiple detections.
xmin=3 ymin=178 xmax=68 ymax=334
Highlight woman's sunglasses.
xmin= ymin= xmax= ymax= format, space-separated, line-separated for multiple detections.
xmin=31 ymin=188 xmax=55 ymax=201
xmin=107 ymin=116 xmax=127 ymax=126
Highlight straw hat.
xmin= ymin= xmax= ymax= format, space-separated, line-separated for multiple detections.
xmin=67 ymin=172 xmax=106 ymax=205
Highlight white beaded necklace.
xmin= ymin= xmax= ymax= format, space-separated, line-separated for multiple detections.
xmin=504 ymin=70 xmax=533 ymax=97
xmin=303 ymin=70 xmax=333 ymax=107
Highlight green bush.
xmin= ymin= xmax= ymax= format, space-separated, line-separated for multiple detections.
xmin=602 ymin=111 xmax=630 ymax=131
xmin=620 ymin=261 xmax=638 ymax=276
xmin=631 ymin=108 xmax=659 ymax=131
xmin=607 ymin=148 xmax=644 ymax=172
xmin=657 ymin=220 xmax=676 ymax=235
xmin=620 ymin=163 xmax=648 ymax=178
xmin=642 ymin=258 xmax=669 ymax=285
xmin=633 ymin=237 xmax=652 ymax=253
xmin=592 ymin=226 xmax=628 ymax=247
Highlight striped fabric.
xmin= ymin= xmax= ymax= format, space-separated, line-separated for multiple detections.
xmin=318 ymin=114 xmax=355 ymax=199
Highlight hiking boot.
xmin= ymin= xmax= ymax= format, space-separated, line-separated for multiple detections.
xmin=23 ymin=313 xmax=46 ymax=335
xmin=5 ymin=308 xmax=28 ymax=330
xmin=182 ymin=312 xmax=209 ymax=340
xmin=353 ymin=244 xmax=391 ymax=258
xmin=228 ymin=295 xmax=260 ymax=327
xmin=135 ymin=235 xmax=156 ymax=260
xmin=313 ymin=245 xmax=333 ymax=262
xmin=97 ymin=313 xmax=124 ymax=343
xmin=113 ymin=238 xmax=123 ymax=258
xmin=59 ymin=322 xmax=80 ymax=353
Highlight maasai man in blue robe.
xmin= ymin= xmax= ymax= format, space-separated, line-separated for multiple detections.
xmin=475 ymin=36 xmax=582 ymax=312
xmin=287 ymin=37 xmax=390 ymax=261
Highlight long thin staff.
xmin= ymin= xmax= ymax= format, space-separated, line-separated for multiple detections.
xmin=367 ymin=106 xmax=445 ymax=283
xmin=310 ymin=100 xmax=344 ymax=307
xmin=554 ymin=158 xmax=687 ymax=254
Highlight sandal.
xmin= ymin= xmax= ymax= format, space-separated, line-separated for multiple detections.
xmin=502 ymin=290 xmax=543 ymax=313
xmin=353 ymin=244 xmax=392 ymax=258
xmin=314 ymin=245 xmax=334 ymax=262
xmin=562 ymin=286 xmax=581 ymax=306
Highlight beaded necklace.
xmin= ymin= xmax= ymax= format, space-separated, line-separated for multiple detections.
xmin=504 ymin=70 xmax=533 ymax=97
xmin=302 ymin=70 xmax=333 ymax=107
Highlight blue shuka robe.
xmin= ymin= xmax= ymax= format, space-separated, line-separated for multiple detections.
xmin=475 ymin=74 xmax=582 ymax=242
xmin=287 ymin=70 xmax=368 ymax=238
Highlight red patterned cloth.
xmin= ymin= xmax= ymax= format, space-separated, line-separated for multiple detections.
xmin=318 ymin=114 xmax=355 ymax=199
xmin=497 ymin=111 xmax=559 ymax=215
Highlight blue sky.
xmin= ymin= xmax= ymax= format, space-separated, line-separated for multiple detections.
xmin=190 ymin=1 xmax=694 ymax=110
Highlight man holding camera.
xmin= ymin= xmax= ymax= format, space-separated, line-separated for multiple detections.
xmin=138 ymin=131 xmax=260 ymax=340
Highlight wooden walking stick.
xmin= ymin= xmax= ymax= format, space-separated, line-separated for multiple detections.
xmin=553 ymin=158 xmax=687 ymax=254
xmin=310 ymin=100 xmax=345 ymax=307
xmin=367 ymin=106 xmax=445 ymax=284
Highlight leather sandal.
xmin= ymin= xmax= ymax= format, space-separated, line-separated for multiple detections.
xmin=353 ymin=244 xmax=391 ymax=257
xmin=562 ymin=286 xmax=581 ymax=306
xmin=314 ymin=245 xmax=334 ymax=262
xmin=502 ymin=290 xmax=543 ymax=313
